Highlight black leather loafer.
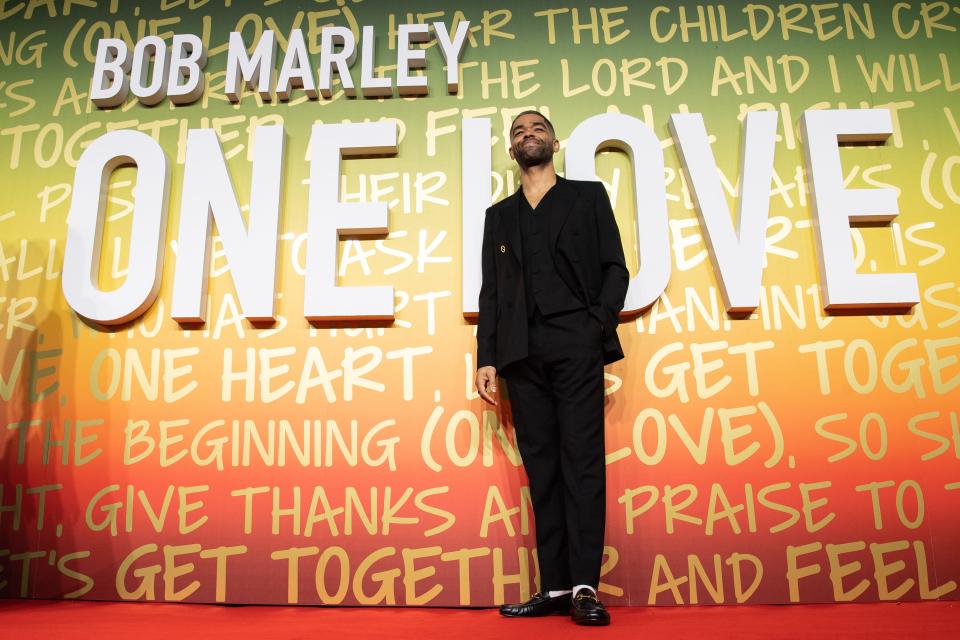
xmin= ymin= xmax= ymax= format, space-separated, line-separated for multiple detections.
xmin=499 ymin=592 xmax=572 ymax=617
xmin=571 ymin=591 xmax=610 ymax=626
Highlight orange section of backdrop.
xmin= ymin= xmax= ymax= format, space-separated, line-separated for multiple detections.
xmin=0 ymin=0 xmax=958 ymax=605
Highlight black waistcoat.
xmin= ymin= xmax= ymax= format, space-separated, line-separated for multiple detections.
xmin=519 ymin=187 xmax=584 ymax=319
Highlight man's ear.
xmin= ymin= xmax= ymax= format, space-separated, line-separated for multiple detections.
xmin=508 ymin=146 xmax=516 ymax=160
xmin=552 ymin=138 xmax=560 ymax=152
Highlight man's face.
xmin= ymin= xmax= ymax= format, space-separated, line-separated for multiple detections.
xmin=509 ymin=114 xmax=559 ymax=168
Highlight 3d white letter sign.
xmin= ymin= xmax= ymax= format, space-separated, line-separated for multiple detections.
xmin=801 ymin=109 xmax=919 ymax=309
xmin=91 ymin=35 xmax=206 ymax=108
xmin=304 ymin=121 xmax=399 ymax=321
xmin=63 ymin=131 xmax=170 ymax=324
xmin=62 ymin=110 xmax=919 ymax=326
xmin=670 ymin=111 xmax=779 ymax=312
xmin=460 ymin=118 xmax=493 ymax=317
xmin=566 ymin=113 xmax=670 ymax=314
xmin=92 ymin=25 xmax=471 ymax=108
xmin=171 ymin=126 xmax=286 ymax=322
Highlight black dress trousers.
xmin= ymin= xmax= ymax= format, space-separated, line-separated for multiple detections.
xmin=502 ymin=306 xmax=606 ymax=591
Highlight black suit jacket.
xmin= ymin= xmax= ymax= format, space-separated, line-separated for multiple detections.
xmin=477 ymin=176 xmax=629 ymax=372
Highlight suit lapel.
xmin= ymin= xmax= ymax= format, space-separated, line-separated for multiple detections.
xmin=548 ymin=176 xmax=577 ymax=249
xmin=499 ymin=191 xmax=523 ymax=264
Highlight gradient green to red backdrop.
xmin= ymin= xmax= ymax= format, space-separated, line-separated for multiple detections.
xmin=1 ymin=0 xmax=958 ymax=606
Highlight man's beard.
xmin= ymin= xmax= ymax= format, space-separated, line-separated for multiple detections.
xmin=513 ymin=138 xmax=554 ymax=168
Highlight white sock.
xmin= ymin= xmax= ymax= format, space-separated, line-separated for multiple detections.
xmin=548 ymin=589 xmax=572 ymax=598
xmin=572 ymin=585 xmax=596 ymax=597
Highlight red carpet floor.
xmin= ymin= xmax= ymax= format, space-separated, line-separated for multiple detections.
xmin=1 ymin=599 xmax=957 ymax=639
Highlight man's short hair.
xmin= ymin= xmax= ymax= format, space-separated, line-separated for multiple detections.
xmin=511 ymin=110 xmax=555 ymax=137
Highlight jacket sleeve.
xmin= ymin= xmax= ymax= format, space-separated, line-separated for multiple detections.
xmin=476 ymin=207 xmax=498 ymax=369
xmin=589 ymin=182 xmax=629 ymax=337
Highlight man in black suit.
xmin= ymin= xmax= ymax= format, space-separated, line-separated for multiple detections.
xmin=475 ymin=111 xmax=629 ymax=626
